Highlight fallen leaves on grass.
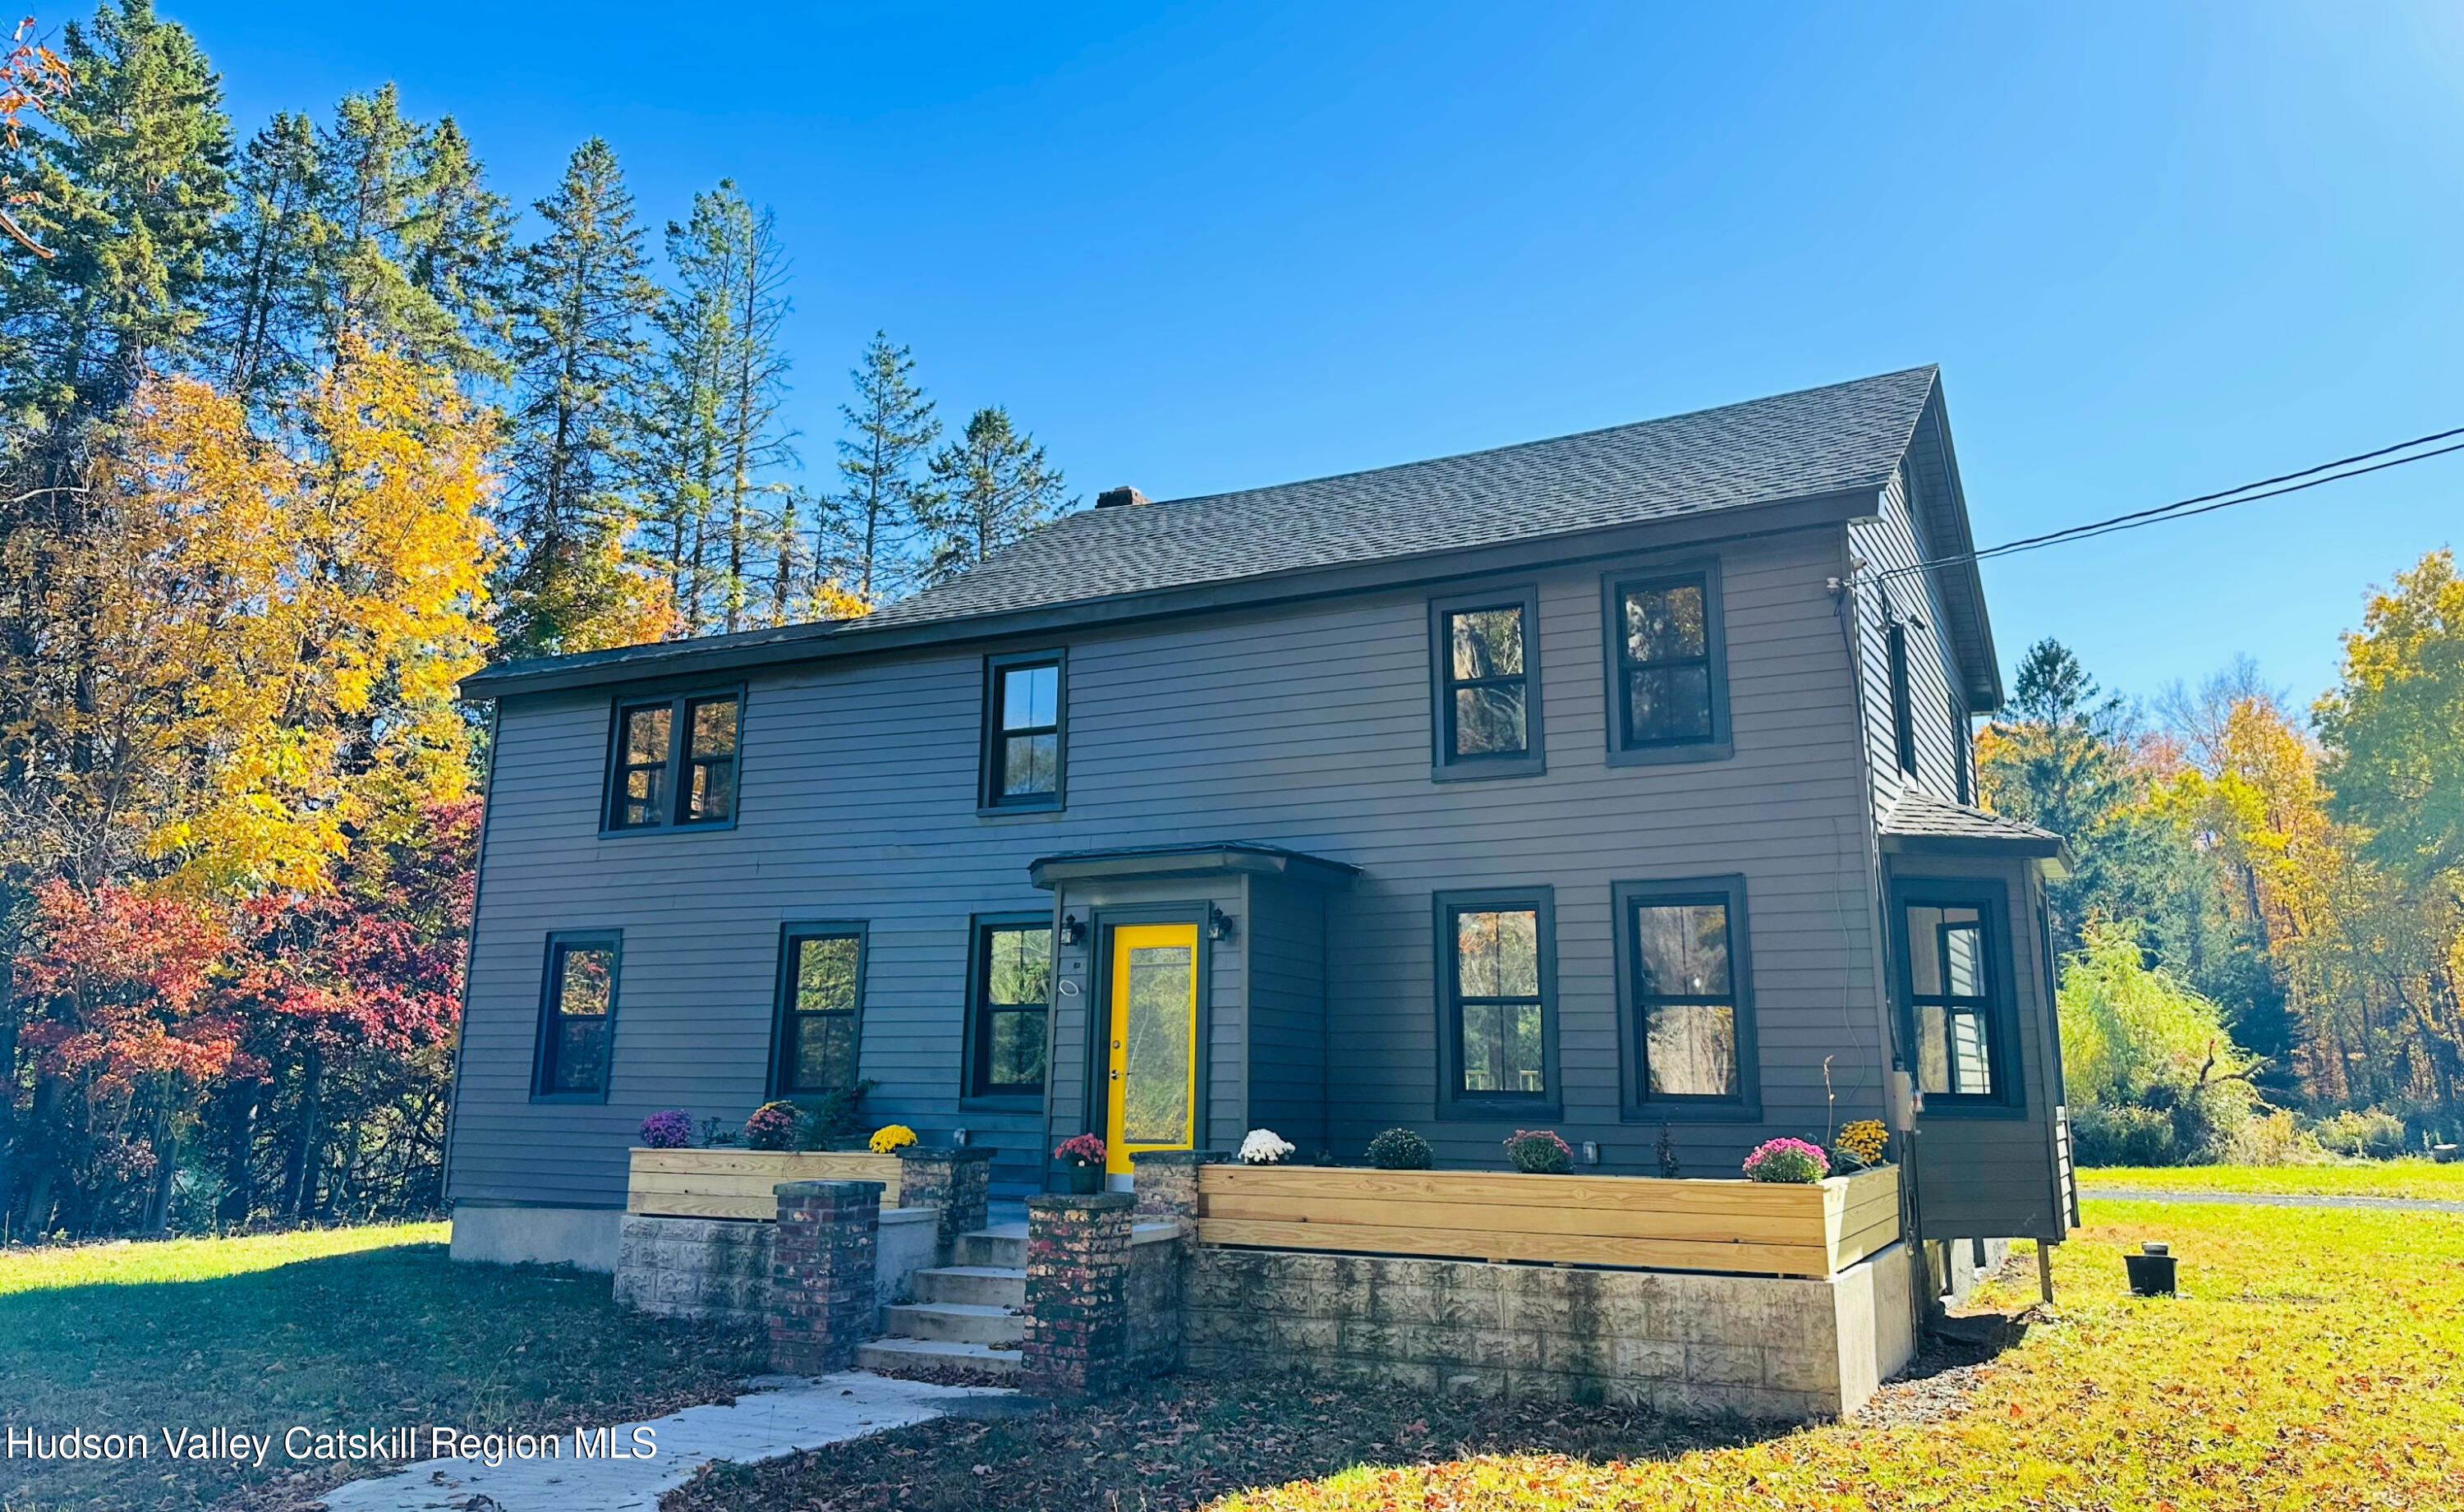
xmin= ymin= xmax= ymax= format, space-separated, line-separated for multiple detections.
xmin=662 ymin=1376 xmax=1757 ymax=1512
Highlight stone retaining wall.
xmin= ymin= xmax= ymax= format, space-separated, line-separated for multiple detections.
xmin=615 ymin=1206 xmax=940 ymax=1329
xmin=1181 ymin=1241 xmax=1915 ymax=1419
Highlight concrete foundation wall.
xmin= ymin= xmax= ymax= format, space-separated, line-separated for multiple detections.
xmin=1183 ymin=1242 xmax=1916 ymax=1420
xmin=449 ymin=1204 xmax=623 ymax=1273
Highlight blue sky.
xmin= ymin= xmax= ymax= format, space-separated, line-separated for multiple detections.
xmin=168 ymin=2 xmax=2464 ymax=710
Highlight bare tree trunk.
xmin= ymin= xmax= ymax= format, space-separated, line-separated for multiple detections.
xmin=285 ymin=1046 xmax=324 ymax=1220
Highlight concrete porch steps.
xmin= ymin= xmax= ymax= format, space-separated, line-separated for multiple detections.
xmin=855 ymin=1337 xmax=1023 ymax=1375
xmin=867 ymin=1225 xmax=1032 ymax=1376
xmin=882 ymin=1300 xmax=1024 ymax=1347
xmin=913 ymin=1264 xmax=1027 ymax=1309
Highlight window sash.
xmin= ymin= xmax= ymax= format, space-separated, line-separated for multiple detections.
xmin=1901 ymin=898 xmax=2007 ymax=1104
xmin=1445 ymin=901 xmax=1549 ymax=1100
xmin=608 ymin=692 xmax=739 ymax=830
xmin=1441 ymin=605 xmax=1529 ymax=760
xmin=1629 ymin=895 xmax=1743 ymax=1101
xmin=777 ymin=931 xmax=863 ymax=1095
xmin=536 ymin=938 xmax=618 ymax=1096
xmin=1615 ymin=577 xmax=1716 ymax=747
xmin=986 ymin=658 xmax=1063 ymax=806
xmin=971 ymin=921 xmax=1051 ymax=1096
xmin=1888 ymin=624 xmax=1916 ymax=774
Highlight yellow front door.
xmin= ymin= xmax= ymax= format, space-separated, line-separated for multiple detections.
xmin=1104 ymin=923 xmax=1199 ymax=1175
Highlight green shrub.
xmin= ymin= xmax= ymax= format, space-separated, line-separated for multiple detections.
xmin=2311 ymin=1108 xmax=2408 ymax=1160
xmin=2072 ymin=1101 xmax=2177 ymax=1165
xmin=1366 ymin=1127 xmax=1433 ymax=1170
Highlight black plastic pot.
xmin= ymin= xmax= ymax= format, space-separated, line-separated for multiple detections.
xmin=2124 ymin=1242 xmax=2177 ymax=1297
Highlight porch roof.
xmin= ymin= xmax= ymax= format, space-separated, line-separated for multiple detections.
xmin=1878 ymin=787 xmax=2064 ymax=860
xmin=1027 ymin=841 xmax=1362 ymax=890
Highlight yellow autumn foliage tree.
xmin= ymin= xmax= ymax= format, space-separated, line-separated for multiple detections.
xmin=6 ymin=342 xmax=495 ymax=899
xmin=2154 ymin=696 xmax=2464 ymax=1110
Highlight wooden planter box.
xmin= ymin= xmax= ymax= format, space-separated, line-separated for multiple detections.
xmin=625 ymin=1147 xmax=903 ymax=1220
xmin=1194 ymin=1163 xmax=1898 ymax=1279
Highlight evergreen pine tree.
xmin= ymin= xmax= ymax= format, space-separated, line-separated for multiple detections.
xmin=657 ymin=181 xmax=794 ymax=633
xmin=312 ymin=85 xmax=509 ymax=381
xmin=0 ymin=0 xmax=231 ymax=482
xmin=498 ymin=137 xmax=660 ymax=658
xmin=209 ymin=111 xmax=322 ymax=410
xmin=922 ymin=406 xmax=1068 ymax=581
xmin=834 ymin=331 xmax=938 ymax=603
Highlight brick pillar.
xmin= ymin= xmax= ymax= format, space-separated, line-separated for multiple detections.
xmin=1022 ymin=1192 xmax=1136 ymax=1396
xmin=767 ymin=1179 xmax=880 ymax=1376
xmin=1129 ymin=1148 xmax=1227 ymax=1225
xmin=895 ymin=1145 xmax=995 ymax=1261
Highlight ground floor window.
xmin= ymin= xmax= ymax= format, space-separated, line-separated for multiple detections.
xmin=1436 ymin=889 xmax=1556 ymax=1112
xmin=970 ymin=917 xmax=1051 ymax=1098
xmin=775 ymin=926 xmax=865 ymax=1095
xmin=533 ymin=932 xmax=619 ymax=1098
xmin=1618 ymin=876 xmax=1756 ymax=1110
xmin=1894 ymin=880 xmax=2019 ymax=1110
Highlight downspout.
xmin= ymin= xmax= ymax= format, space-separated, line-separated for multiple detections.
xmin=438 ymin=699 xmax=503 ymax=1221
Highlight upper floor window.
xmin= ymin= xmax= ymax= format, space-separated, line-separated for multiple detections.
xmin=1952 ymin=694 xmax=1974 ymax=804
xmin=534 ymin=932 xmax=619 ymax=1099
xmin=1430 ymin=586 xmax=1544 ymax=779
xmin=968 ymin=917 xmax=1052 ymax=1101
xmin=982 ymin=652 xmax=1064 ymax=811
xmin=1888 ymin=623 xmax=1916 ymax=776
xmin=775 ymin=926 xmax=865 ymax=1096
xmin=1604 ymin=567 xmax=1730 ymax=764
xmin=1435 ymin=888 xmax=1557 ymax=1113
xmin=1893 ymin=882 xmax=2020 ymax=1112
xmin=606 ymin=691 xmax=739 ymax=832
xmin=1617 ymin=877 xmax=1758 ymax=1117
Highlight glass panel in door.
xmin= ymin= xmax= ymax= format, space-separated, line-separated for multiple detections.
xmin=1105 ymin=923 xmax=1198 ymax=1175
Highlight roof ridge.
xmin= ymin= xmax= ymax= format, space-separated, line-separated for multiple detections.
xmin=1135 ymin=365 xmax=1942 ymax=513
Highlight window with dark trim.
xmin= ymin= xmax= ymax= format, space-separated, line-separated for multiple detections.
xmin=981 ymin=652 xmax=1064 ymax=810
xmin=605 ymin=691 xmax=740 ymax=831
xmin=533 ymin=932 xmax=620 ymax=1098
xmin=1892 ymin=882 xmax=2021 ymax=1112
xmin=1952 ymin=694 xmax=1974 ymax=805
xmin=968 ymin=917 xmax=1051 ymax=1100
xmin=773 ymin=926 xmax=865 ymax=1095
xmin=1887 ymin=623 xmax=1916 ymax=776
xmin=1435 ymin=889 xmax=1557 ymax=1112
xmin=1429 ymin=587 xmax=1544 ymax=778
xmin=1616 ymin=876 xmax=1758 ymax=1116
xmin=1602 ymin=566 xmax=1731 ymax=765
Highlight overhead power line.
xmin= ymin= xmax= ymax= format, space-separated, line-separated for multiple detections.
xmin=1874 ymin=423 xmax=2464 ymax=584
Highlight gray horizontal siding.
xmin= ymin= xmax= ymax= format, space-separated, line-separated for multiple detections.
xmin=451 ymin=521 xmax=1906 ymax=1208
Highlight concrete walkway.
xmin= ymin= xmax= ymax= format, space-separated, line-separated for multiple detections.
xmin=2080 ymin=1185 xmax=2464 ymax=1214
xmin=317 ymin=1372 xmax=1018 ymax=1512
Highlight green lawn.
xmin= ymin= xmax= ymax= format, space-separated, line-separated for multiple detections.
xmin=0 ymin=1223 xmax=763 ymax=1512
xmin=1199 ymin=1196 xmax=2464 ymax=1510
xmin=2079 ymin=1158 xmax=2464 ymax=1199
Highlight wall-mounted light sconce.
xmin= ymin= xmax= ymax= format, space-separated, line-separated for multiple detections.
xmin=1059 ymin=913 xmax=1086 ymax=946
xmin=1208 ymin=905 xmax=1236 ymax=943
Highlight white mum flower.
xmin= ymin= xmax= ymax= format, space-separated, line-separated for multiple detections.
xmin=1239 ymin=1128 xmax=1295 ymax=1165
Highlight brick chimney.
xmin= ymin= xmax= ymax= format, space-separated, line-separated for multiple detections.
xmin=1095 ymin=485 xmax=1151 ymax=509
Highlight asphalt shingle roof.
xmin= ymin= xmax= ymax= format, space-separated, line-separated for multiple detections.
xmin=462 ymin=365 xmax=1953 ymax=697
xmin=1881 ymin=787 xmax=2062 ymax=849
xmin=869 ymin=365 xmax=1941 ymax=630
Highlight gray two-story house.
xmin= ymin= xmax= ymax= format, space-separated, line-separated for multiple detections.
xmin=445 ymin=365 xmax=2073 ymax=1280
